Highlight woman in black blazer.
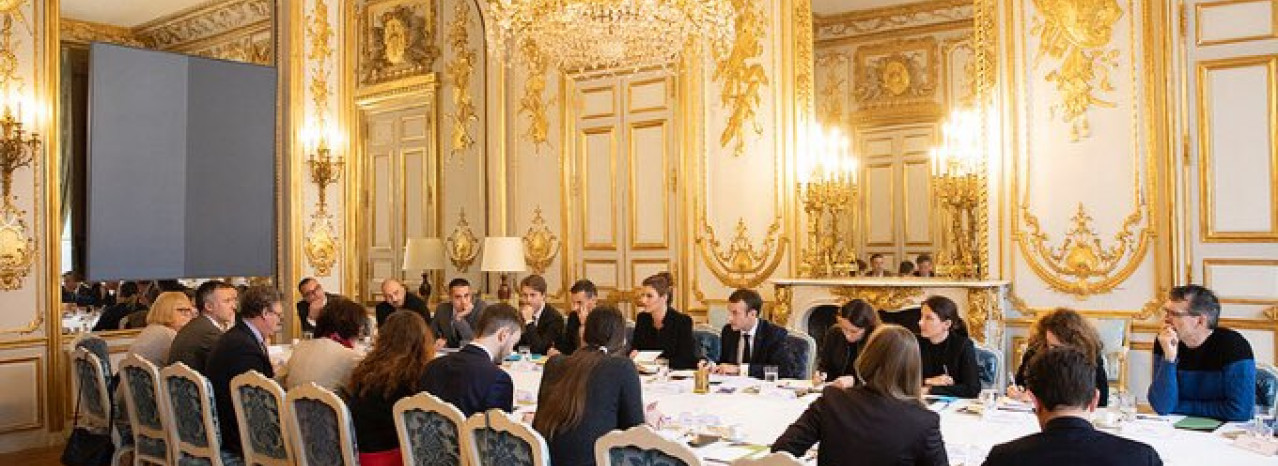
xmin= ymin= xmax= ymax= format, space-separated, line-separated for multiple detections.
xmin=816 ymin=299 xmax=880 ymax=385
xmin=1008 ymin=307 xmax=1110 ymax=406
xmin=628 ymin=272 xmax=698 ymax=369
xmin=774 ymin=325 xmax=948 ymax=466
xmin=534 ymin=306 xmax=645 ymax=466
xmin=917 ymin=295 xmax=981 ymax=398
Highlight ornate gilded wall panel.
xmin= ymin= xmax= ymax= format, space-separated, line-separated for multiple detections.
xmin=135 ymin=0 xmax=274 ymax=65
xmin=714 ymin=0 xmax=769 ymax=157
xmin=852 ymin=37 xmax=941 ymax=124
xmin=443 ymin=0 xmax=476 ymax=160
xmin=357 ymin=0 xmax=438 ymax=87
xmin=815 ymin=0 xmax=973 ymax=42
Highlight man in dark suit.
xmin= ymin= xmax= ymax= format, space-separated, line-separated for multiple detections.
xmin=375 ymin=278 xmax=430 ymax=326
xmin=432 ymin=278 xmax=488 ymax=348
xmin=983 ymin=347 xmax=1162 ymax=466
xmin=553 ymin=279 xmax=599 ymax=355
xmin=168 ymin=280 xmax=238 ymax=374
xmin=420 ymin=303 xmax=522 ymax=417
xmin=713 ymin=288 xmax=798 ymax=379
xmin=205 ymin=285 xmax=283 ymax=455
xmin=296 ymin=277 xmax=340 ymax=333
xmin=516 ymin=274 xmax=564 ymax=355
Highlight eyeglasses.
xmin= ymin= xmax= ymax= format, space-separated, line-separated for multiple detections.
xmin=175 ymin=307 xmax=196 ymax=316
xmin=1163 ymin=309 xmax=1195 ymax=318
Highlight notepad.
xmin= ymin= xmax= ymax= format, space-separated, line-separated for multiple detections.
xmin=1173 ymin=416 xmax=1224 ymax=432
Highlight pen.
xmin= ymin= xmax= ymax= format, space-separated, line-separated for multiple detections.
xmin=943 ymin=364 xmax=949 ymax=376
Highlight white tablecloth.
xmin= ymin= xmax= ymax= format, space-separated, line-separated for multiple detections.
xmin=504 ymin=365 xmax=1275 ymax=465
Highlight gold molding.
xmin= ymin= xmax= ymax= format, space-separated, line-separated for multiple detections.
xmin=1196 ymin=54 xmax=1278 ymax=242
xmin=518 ymin=38 xmax=550 ymax=148
xmin=446 ymin=209 xmax=481 ymax=273
xmin=356 ymin=0 xmax=439 ymax=88
xmin=697 ymin=217 xmax=787 ymax=289
xmin=772 ymin=283 xmax=793 ymax=326
xmin=832 ymin=285 xmax=925 ymax=311
xmin=1194 ymin=0 xmax=1278 ymax=47
xmin=852 ymin=37 xmax=940 ymax=123
xmin=626 ymin=119 xmax=670 ymax=250
xmin=966 ymin=287 xmax=1000 ymax=344
xmin=0 ymin=355 xmax=45 ymax=433
xmin=0 ymin=0 xmax=39 ymax=293
xmin=626 ymin=77 xmax=670 ymax=114
xmin=1018 ymin=203 xmax=1152 ymax=298
xmin=714 ymin=0 xmax=768 ymax=157
xmin=521 ymin=206 xmax=560 ymax=275
xmin=58 ymin=18 xmax=142 ymax=46
xmin=444 ymin=0 xmax=477 ymax=161
xmin=1202 ymin=258 xmax=1278 ymax=304
xmin=579 ymin=125 xmax=618 ymax=251
xmin=1029 ymin=0 xmax=1123 ymax=141
xmin=814 ymin=0 xmax=972 ymax=41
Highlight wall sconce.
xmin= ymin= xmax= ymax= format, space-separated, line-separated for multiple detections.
xmin=797 ymin=125 xmax=858 ymax=278
xmin=480 ymin=237 xmax=526 ymax=304
xmin=930 ymin=108 xmax=984 ymax=280
xmin=303 ymin=126 xmax=344 ymax=211
xmin=0 ymin=91 xmax=40 ymax=291
xmin=301 ymin=124 xmax=343 ymax=276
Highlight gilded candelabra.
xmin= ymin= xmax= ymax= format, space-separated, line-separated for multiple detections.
xmin=931 ymin=109 xmax=984 ymax=279
xmin=303 ymin=136 xmax=343 ymax=276
xmin=0 ymin=99 xmax=40 ymax=290
xmin=306 ymin=139 xmax=343 ymax=210
xmin=797 ymin=127 xmax=858 ymax=278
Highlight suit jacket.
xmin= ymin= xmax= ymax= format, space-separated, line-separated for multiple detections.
xmin=773 ymin=385 xmax=947 ymax=466
xmin=555 ymin=312 xmax=584 ymax=355
xmin=420 ymin=344 xmax=514 ymax=417
xmin=537 ymin=355 xmax=645 ymax=466
xmin=205 ymin=320 xmax=274 ymax=454
xmin=982 ymin=417 xmax=1162 ymax=466
xmin=375 ymin=292 xmax=430 ymax=326
xmin=167 ymin=314 xmax=225 ymax=374
xmin=296 ymin=292 xmax=340 ymax=333
xmin=630 ymin=308 xmax=698 ymax=369
xmin=431 ymin=298 xmax=488 ymax=348
xmin=519 ymin=304 xmax=565 ymax=355
xmin=718 ymin=319 xmax=797 ymax=379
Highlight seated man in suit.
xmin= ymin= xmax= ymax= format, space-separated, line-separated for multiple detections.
xmin=375 ymin=278 xmax=430 ymax=326
xmin=206 ymin=285 xmax=284 ymax=454
xmin=296 ymin=277 xmax=340 ymax=333
xmin=984 ymin=347 xmax=1162 ymax=465
xmin=1148 ymin=285 xmax=1255 ymax=421
xmin=552 ymin=279 xmax=599 ymax=355
xmin=168 ymin=280 xmax=238 ymax=374
xmin=864 ymin=253 xmax=894 ymax=277
xmin=914 ymin=254 xmax=936 ymax=277
xmin=712 ymin=288 xmax=797 ymax=379
xmin=432 ymin=278 xmax=488 ymax=348
xmin=420 ymin=303 xmax=522 ymax=417
xmin=516 ymin=274 xmax=564 ymax=355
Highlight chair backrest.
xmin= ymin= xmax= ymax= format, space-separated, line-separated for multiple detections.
xmin=160 ymin=362 xmax=230 ymax=465
xmin=73 ymin=334 xmax=113 ymax=375
xmin=72 ymin=348 xmax=112 ymax=431
xmin=394 ymin=391 xmax=467 ymax=466
xmin=782 ymin=331 xmax=817 ymax=380
xmin=285 ymin=382 xmax=360 ymax=466
xmin=594 ymin=425 xmax=698 ymax=466
xmin=692 ymin=325 xmax=721 ymax=362
xmin=1257 ymin=363 xmax=1278 ymax=408
xmin=732 ymin=451 xmax=801 ymax=466
xmin=118 ymin=354 xmax=170 ymax=465
xmin=1090 ymin=317 xmax=1130 ymax=382
xmin=231 ymin=370 xmax=293 ymax=466
xmin=974 ymin=345 xmax=1002 ymax=390
xmin=462 ymin=409 xmax=549 ymax=466
xmin=625 ymin=321 xmax=635 ymax=350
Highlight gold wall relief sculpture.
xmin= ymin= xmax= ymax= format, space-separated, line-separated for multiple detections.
xmin=518 ymin=38 xmax=549 ymax=148
xmin=772 ymin=284 xmax=793 ymax=326
xmin=814 ymin=0 xmax=972 ymax=41
xmin=59 ymin=19 xmax=143 ymax=47
xmin=832 ymin=286 xmax=925 ymax=311
xmin=816 ymin=52 xmax=849 ymax=127
xmin=133 ymin=0 xmax=274 ymax=65
xmin=1029 ymin=0 xmax=1123 ymax=141
xmin=1018 ymin=202 xmax=1151 ymax=298
xmin=697 ymin=217 xmax=788 ymax=289
xmin=1265 ymin=306 xmax=1278 ymax=322
xmin=0 ymin=0 xmax=37 ymax=291
xmin=521 ymin=207 xmax=560 ymax=275
xmin=966 ymin=287 xmax=1001 ymax=344
xmin=446 ymin=209 xmax=481 ymax=272
xmin=852 ymin=37 xmax=940 ymax=123
xmin=714 ymin=0 xmax=769 ymax=157
xmin=357 ymin=0 xmax=438 ymax=87
xmin=302 ymin=0 xmax=340 ymax=276
xmin=794 ymin=0 xmax=815 ymax=114
xmin=444 ymin=0 xmax=477 ymax=161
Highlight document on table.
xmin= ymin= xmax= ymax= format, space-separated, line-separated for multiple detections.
xmin=698 ymin=443 xmax=768 ymax=463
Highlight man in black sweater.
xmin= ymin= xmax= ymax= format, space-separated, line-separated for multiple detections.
xmin=983 ymin=347 xmax=1162 ymax=466
xmin=375 ymin=278 xmax=430 ymax=326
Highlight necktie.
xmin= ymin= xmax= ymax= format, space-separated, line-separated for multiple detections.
xmin=742 ymin=333 xmax=752 ymax=364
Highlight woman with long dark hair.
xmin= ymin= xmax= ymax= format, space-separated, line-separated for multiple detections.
xmin=816 ymin=299 xmax=880 ymax=386
xmin=1008 ymin=307 xmax=1109 ymax=406
xmin=534 ymin=306 xmax=645 ymax=466
xmin=917 ymin=295 xmax=980 ymax=398
xmin=346 ymin=311 xmax=437 ymax=466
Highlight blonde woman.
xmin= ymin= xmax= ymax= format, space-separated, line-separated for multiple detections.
xmin=127 ymin=291 xmax=196 ymax=365
xmin=773 ymin=325 xmax=947 ymax=465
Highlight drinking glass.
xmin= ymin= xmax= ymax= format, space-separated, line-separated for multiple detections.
xmin=764 ymin=365 xmax=780 ymax=384
xmin=1118 ymin=391 xmax=1138 ymax=423
xmin=979 ymin=389 xmax=998 ymax=418
xmin=301 ymin=331 xmax=314 ymax=341
xmin=517 ymin=345 xmax=532 ymax=370
xmin=1253 ymin=404 xmax=1276 ymax=439
xmin=654 ymin=358 xmax=670 ymax=382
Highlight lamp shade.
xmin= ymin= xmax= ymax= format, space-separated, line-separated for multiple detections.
xmin=480 ymin=237 xmax=527 ymax=273
xmin=403 ymin=237 xmax=446 ymax=271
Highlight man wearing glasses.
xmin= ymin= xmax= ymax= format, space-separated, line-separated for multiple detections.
xmin=296 ymin=277 xmax=340 ymax=333
xmin=1147 ymin=285 xmax=1255 ymax=421
xmin=206 ymin=285 xmax=285 ymax=454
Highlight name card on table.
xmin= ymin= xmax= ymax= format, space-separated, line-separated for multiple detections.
xmin=1233 ymin=436 xmax=1278 ymax=456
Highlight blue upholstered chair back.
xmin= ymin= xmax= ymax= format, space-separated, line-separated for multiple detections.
xmin=395 ymin=392 xmax=466 ymax=466
xmin=286 ymin=383 xmax=359 ymax=466
xmin=463 ymin=409 xmax=549 ymax=466
xmin=161 ymin=362 xmax=242 ymax=466
xmin=119 ymin=354 xmax=170 ymax=465
xmin=595 ymin=425 xmax=697 ymax=466
xmin=693 ymin=326 xmax=721 ymax=362
xmin=74 ymin=334 xmax=113 ymax=375
xmin=607 ymin=447 xmax=689 ymax=466
xmin=974 ymin=345 xmax=1002 ymax=390
xmin=231 ymin=371 xmax=291 ymax=466
xmin=1257 ymin=363 xmax=1278 ymax=408
xmin=72 ymin=349 xmax=110 ymax=429
xmin=782 ymin=332 xmax=817 ymax=380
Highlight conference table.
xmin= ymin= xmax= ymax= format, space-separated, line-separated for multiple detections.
xmin=501 ymin=362 xmax=1275 ymax=465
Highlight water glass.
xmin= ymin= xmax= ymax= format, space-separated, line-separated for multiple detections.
xmin=1253 ymin=404 xmax=1276 ymax=438
xmin=517 ymin=345 xmax=532 ymax=370
xmin=764 ymin=365 xmax=780 ymax=384
xmin=1118 ymin=391 xmax=1138 ymax=423
xmin=979 ymin=389 xmax=998 ymax=417
xmin=301 ymin=331 xmax=314 ymax=341
xmin=655 ymin=358 xmax=670 ymax=382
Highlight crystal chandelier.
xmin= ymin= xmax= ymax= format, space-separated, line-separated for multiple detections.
xmin=486 ymin=0 xmax=735 ymax=74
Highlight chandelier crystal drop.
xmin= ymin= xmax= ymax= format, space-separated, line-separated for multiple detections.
xmin=487 ymin=0 xmax=736 ymax=74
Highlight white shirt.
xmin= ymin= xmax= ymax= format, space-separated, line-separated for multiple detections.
xmin=205 ymin=314 xmax=228 ymax=332
xmin=529 ymin=304 xmax=546 ymax=326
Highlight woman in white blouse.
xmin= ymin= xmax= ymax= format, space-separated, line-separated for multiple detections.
xmin=127 ymin=291 xmax=195 ymax=365
xmin=280 ymin=298 xmax=364 ymax=391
